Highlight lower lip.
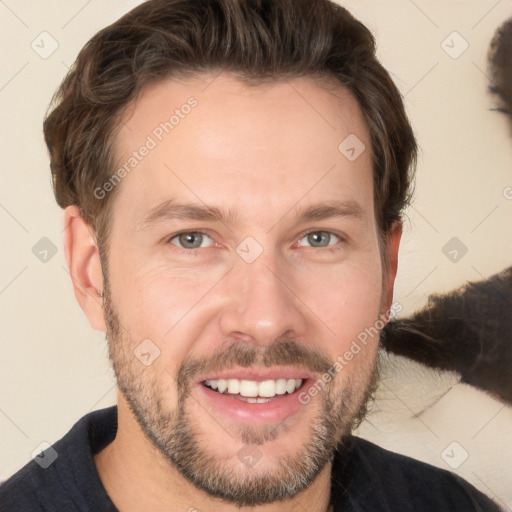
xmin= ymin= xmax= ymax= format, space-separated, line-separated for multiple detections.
xmin=196 ymin=380 xmax=312 ymax=424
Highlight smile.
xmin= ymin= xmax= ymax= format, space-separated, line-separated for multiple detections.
xmin=196 ymin=371 xmax=313 ymax=423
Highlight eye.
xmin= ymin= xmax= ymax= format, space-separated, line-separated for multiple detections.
xmin=298 ymin=231 xmax=341 ymax=249
xmin=169 ymin=231 xmax=214 ymax=250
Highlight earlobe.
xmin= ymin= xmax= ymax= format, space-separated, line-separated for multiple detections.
xmin=63 ymin=206 xmax=107 ymax=332
xmin=382 ymin=220 xmax=403 ymax=319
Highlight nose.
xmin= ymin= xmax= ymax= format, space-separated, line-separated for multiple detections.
xmin=218 ymin=252 xmax=307 ymax=347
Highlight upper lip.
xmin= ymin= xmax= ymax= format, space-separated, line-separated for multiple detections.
xmin=196 ymin=366 xmax=316 ymax=385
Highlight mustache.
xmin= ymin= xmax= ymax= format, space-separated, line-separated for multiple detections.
xmin=176 ymin=339 xmax=334 ymax=394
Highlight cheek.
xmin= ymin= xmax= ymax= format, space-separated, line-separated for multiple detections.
xmin=296 ymin=257 xmax=383 ymax=349
xmin=109 ymin=262 xmax=226 ymax=367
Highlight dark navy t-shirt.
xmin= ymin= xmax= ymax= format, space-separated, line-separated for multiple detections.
xmin=0 ymin=406 xmax=502 ymax=511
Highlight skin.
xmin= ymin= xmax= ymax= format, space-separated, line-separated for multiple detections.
xmin=63 ymin=73 xmax=402 ymax=512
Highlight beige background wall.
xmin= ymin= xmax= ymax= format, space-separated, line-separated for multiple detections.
xmin=1 ymin=0 xmax=511 ymax=508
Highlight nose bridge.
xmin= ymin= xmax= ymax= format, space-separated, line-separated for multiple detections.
xmin=219 ymin=246 xmax=305 ymax=344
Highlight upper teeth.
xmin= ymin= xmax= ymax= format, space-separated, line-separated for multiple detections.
xmin=204 ymin=378 xmax=303 ymax=398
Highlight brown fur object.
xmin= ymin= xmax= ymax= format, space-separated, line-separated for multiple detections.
xmin=381 ymin=19 xmax=512 ymax=405
xmin=488 ymin=17 xmax=512 ymax=124
xmin=382 ymin=266 xmax=512 ymax=404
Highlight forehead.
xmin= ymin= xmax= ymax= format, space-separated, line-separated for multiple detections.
xmin=111 ymin=73 xmax=374 ymax=229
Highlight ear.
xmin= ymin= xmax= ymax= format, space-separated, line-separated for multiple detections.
xmin=381 ymin=220 xmax=402 ymax=319
xmin=63 ymin=206 xmax=107 ymax=332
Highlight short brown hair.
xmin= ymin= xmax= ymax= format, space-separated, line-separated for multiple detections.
xmin=44 ymin=0 xmax=417 ymax=265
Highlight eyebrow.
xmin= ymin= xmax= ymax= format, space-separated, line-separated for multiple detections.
xmin=136 ymin=198 xmax=366 ymax=231
xmin=137 ymin=199 xmax=238 ymax=230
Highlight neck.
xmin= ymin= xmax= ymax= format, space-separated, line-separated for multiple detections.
xmin=94 ymin=397 xmax=334 ymax=512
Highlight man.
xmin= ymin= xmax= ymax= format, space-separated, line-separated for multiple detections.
xmin=0 ymin=0 xmax=502 ymax=510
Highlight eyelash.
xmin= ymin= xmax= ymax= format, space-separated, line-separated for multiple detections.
xmin=166 ymin=230 xmax=345 ymax=254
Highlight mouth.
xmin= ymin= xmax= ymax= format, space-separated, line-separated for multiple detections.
xmin=195 ymin=369 xmax=315 ymax=423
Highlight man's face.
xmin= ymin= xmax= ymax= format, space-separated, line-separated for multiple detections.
xmin=101 ymin=73 xmax=396 ymax=505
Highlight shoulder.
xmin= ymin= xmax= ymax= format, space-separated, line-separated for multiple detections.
xmin=332 ymin=436 xmax=503 ymax=511
xmin=0 ymin=406 xmax=118 ymax=512
xmin=0 ymin=461 xmax=44 ymax=511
